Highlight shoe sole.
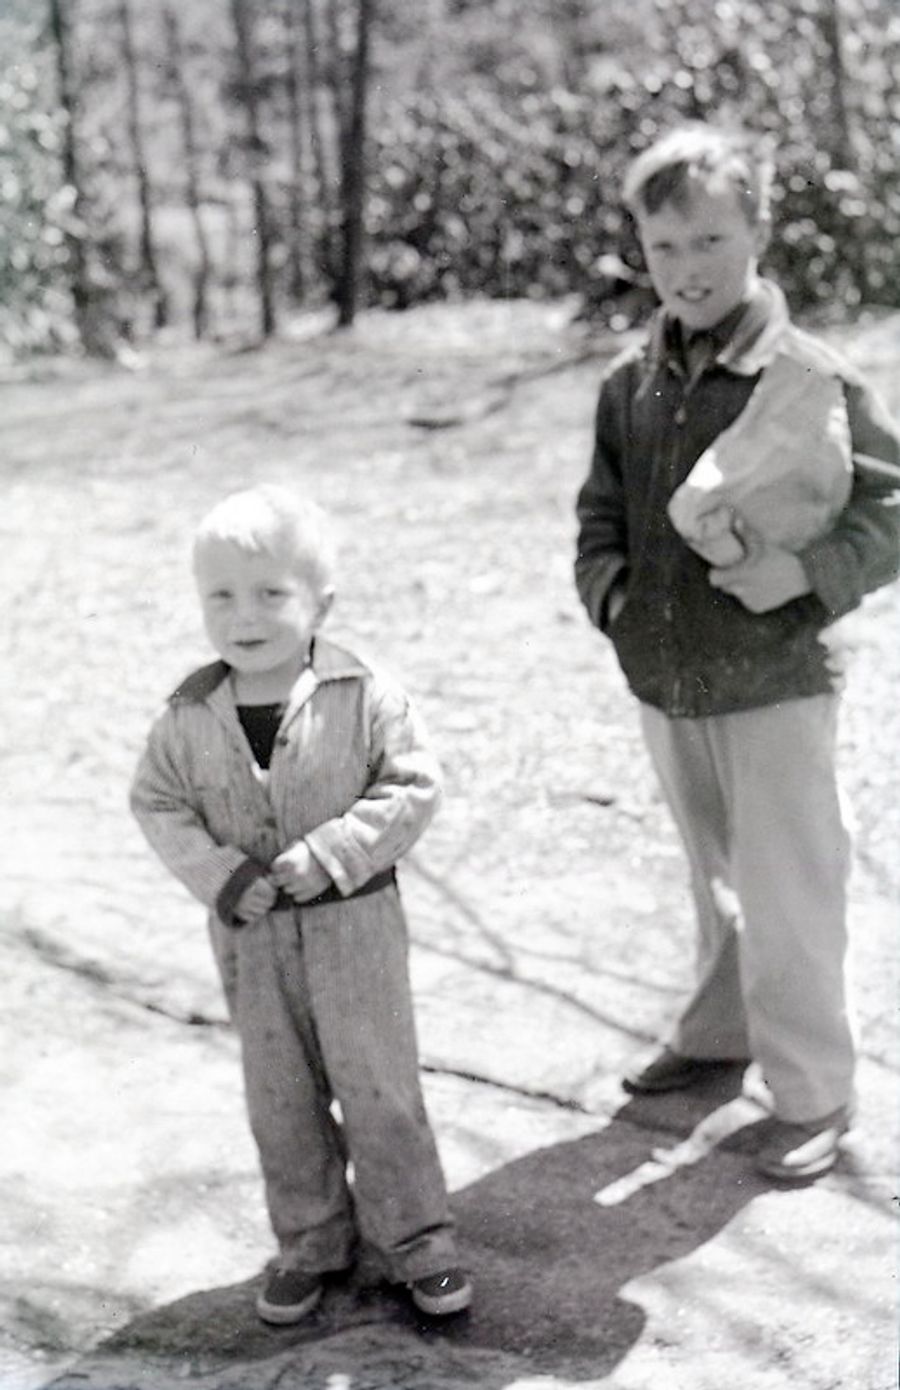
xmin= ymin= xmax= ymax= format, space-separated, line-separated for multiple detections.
xmin=256 ymin=1283 xmax=323 ymax=1325
xmin=411 ymin=1283 xmax=473 ymax=1316
xmin=756 ymin=1139 xmax=846 ymax=1183
xmin=755 ymin=1152 xmax=838 ymax=1182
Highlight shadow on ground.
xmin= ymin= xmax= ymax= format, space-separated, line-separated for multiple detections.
xmin=44 ymin=1071 xmax=771 ymax=1388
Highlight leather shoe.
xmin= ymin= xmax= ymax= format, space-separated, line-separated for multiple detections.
xmin=623 ymin=1046 xmax=750 ymax=1095
xmin=755 ymin=1108 xmax=852 ymax=1182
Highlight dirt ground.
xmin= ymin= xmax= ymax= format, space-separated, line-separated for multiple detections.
xmin=1 ymin=298 xmax=898 ymax=1389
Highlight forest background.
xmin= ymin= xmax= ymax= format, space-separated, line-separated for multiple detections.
xmin=1 ymin=0 xmax=899 ymax=360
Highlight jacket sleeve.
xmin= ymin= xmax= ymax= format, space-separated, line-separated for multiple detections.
xmin=800 ymin=378 xmax=900 ymax=619
xmin=304 ymin=677 xmax=441 ymax=896
xmin=574 ymin=363 xmax=631 ymax=633
xmin=130 ymin=708 xmax=254 ymax=913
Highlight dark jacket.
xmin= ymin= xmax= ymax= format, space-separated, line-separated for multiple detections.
xmin=574 ymin=281 xmax=900 ymax=717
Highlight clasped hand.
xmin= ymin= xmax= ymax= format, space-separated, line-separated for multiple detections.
xmin=234 ymin=842 xmax=333 ymax=923
xmin=708 ymin=521 xmax=811 ymax=613
xmin=270 ymin=841 xmax=333 ymax=902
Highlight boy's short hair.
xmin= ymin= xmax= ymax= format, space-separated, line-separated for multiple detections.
xmin=623 ymin=124 xmax=774 ymax=225
xmin=193 ymin=484 xmax=336 ymax=591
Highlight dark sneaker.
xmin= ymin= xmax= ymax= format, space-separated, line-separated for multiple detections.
xmin=755 ymin=1109 xmax=852 ymax=1182
xmin=623 ymin=1046 xmax=750 ymax=1094
xmin=256 ymin=1267 xmax=323 ymax=1325
xmin=409 ymin=1268 xmax=473 ymax=1315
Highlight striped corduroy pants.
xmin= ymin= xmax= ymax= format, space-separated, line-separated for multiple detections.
xmin=209 ymin=887 xmax=459 ymax=1282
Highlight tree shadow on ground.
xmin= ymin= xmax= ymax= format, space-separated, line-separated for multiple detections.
xmin=45 ymin=1071 xmax=773 ymax=1389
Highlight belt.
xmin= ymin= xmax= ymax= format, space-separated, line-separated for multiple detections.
xmin=274 ymin=865 xmax=397 ymax=913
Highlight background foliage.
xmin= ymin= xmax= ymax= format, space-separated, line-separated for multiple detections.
xmin=1 ymin=0 xmax=898 ymax=353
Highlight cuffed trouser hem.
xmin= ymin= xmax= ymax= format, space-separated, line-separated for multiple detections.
xmin=378 ymin=1227 xmax=461 ymax=1284
xmin=275 ymin=1235 xmax=358 ymax=1276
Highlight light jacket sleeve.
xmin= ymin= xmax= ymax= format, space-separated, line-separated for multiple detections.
xmin=130 ymin=708 xmax=252 ymax=911
xmin=800 ymin=378 xmax=900 ymax=619
xmin=304 ymin=677 xmax=441 ymax=896
xmin=574 ymin=362 xmax=631 ymax=633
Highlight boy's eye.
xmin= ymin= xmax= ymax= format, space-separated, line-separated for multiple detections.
xmin=263 ymin=587 xmax=287 ymax=599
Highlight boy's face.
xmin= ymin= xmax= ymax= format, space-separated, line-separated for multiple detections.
xmin=194 ymin=539 xmax=331 ymax=685
xmin=636 ymin=182 xmax=769 ymax=333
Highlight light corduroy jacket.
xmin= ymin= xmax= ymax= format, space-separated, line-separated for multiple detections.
xmin=130 ymin=636 xmax=441 ymax=928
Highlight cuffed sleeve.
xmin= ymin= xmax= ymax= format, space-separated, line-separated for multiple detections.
xmin=215 ymin=856 xmax=271 ymax=927
xmin=304 ymin=679 xmax=441 ymax=896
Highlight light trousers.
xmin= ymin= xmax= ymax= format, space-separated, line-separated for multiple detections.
xmin=640 ymin=694 xmax=856 ymax=1122
xmin=209 ymin=890 xmax=458 ymax=1281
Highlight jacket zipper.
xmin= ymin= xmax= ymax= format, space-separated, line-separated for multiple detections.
xmin=666 ymin=354 xmax=709 ymax=715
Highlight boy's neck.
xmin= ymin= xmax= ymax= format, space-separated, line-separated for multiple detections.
xmin=230 ymin=646 xmax=313 ymax=705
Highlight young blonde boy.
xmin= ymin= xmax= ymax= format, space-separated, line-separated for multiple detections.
xmin=575 ymin=125 xmax=900 ymax=1181
xmin=131 ymin=485 xmax=471 ymax=1322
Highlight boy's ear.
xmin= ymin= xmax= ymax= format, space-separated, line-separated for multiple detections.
xmin=753 ymin=214 xmax=772 ymax=258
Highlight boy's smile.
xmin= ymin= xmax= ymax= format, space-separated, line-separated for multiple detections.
xmin=636 ymin=184 xmax=769 ymax=333
xmin=194 ymin=539 xmax=332 ymax=697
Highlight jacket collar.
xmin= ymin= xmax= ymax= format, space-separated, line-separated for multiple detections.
xmin=169 ymin=636 xmax=369 ymax=710
xmin=647 ymin=277 xmax=791 ymax=379
xmin=308 ymin=636 xmax=371 ymax=682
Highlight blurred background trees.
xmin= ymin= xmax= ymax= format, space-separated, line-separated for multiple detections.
xmin=1 ymin=0 xmax=897 ymax=355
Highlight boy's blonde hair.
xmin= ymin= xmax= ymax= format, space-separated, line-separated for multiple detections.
xmin=193 ymin=484 xmax=336 ymax=592
xmin=623 ymin=124 xmax=774 ymax=226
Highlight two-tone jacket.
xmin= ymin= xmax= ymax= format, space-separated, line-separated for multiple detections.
xmin=130 ymin=637 xmax=441 ymax=928
xmin=575 ymin=280 xmax=900 ymax=717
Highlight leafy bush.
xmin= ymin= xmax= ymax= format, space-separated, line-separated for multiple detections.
xmin=0 ymin=39 xmax=77 ymax=353
xmin=364 ymin=0 xmax=900 ymax=320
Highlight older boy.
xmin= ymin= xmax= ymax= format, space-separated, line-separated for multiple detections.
xmin=575 ymin=125 xmax=900 ymax=1181
xmin=131 ymin=485 xmax=471 ymax=1321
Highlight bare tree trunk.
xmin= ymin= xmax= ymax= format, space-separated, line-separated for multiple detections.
xmin=47 ymin=0 xmax=112 ymax=355
xmin=821 ymin=0 xmax=855 ymax=168
xmin=820 ymin=0 xmax=869 ymax=298
xmin=229 ymin=0 xmax=276 ymax=338
xmin=162 ymin=4 xmax=213 ymax=338
xmin=119 ymin=0 xmax=167 ymax=329
xmin=324 ymin=0 xmax=350 ymax=144
xmin=335 ymin=0 xmax=372 ymax=327
xmin=221 ymin=177 xmax=243 ymax=331
xmin=303 ymin=0 xmax=339 ymax=286
xmin=284 ymin=0 xmax=309 ymax=301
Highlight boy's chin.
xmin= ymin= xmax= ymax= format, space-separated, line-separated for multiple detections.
xmin=674 ymin=303 xmax=727 ymax=332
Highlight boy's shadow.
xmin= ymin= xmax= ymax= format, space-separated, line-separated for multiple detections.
xmin=47 ymin=1072 xmax=773 ymax=1387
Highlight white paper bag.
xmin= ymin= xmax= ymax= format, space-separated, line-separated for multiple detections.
xmin=668 ymin=353 xmax=853 ymax=566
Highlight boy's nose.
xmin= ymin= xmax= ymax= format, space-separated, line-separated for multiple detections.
xmin=233 ymin=595 xmax=261 ymax=622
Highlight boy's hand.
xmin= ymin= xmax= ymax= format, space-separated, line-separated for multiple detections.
xmin=271 ymin=841 xmax=333 ymax=903
xmin=235 ymin=875 xmax=278 ymax=923
xmin=709 ymin=525 xmax=811 ymax=613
